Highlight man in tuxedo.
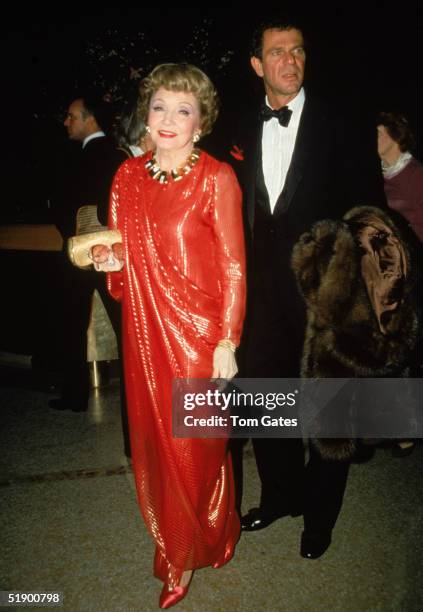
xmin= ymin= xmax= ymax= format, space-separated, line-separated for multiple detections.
xmin=50 ymin=94 xmax=127 ymax=433
xmin=233 ymin=19 xmax=385 ymax=558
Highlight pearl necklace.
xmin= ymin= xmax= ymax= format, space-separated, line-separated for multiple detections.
xmin=145 ymin=149 xmax=201 ymax=184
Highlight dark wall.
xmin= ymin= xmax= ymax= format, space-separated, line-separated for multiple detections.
xmin=4 ymin=6 xmax=423 ymax=224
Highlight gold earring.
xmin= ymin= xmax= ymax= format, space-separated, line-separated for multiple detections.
xmin=193 ymin=133 xmax=200 ymax=143
xmin=146 ymin=126 xmax=151 ymax=134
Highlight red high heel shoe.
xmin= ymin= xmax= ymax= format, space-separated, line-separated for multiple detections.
xmin=159 ymin=584 xmax=190 ymax=609
xmin=159 ymin=573 xmax=193 ymax=609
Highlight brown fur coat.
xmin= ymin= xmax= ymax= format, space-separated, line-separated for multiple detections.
xmin=291 ymin=206 xmax=419 ymax=460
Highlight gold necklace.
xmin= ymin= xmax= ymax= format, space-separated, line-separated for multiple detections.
xmin=145 ymin=149 xmax=201 ymax=184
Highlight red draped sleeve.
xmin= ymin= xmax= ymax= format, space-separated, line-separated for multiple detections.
xmin=212 ymin=163 xmax=246 ymax=346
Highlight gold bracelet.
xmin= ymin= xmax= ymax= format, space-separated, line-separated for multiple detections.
xmin=217 ymin=339 xmax=236 ymax=353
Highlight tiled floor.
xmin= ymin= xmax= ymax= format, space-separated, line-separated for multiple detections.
xmin=1 ymin=372 xmax=423 ymax=611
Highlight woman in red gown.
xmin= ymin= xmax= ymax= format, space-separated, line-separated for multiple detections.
xmin=93 ymin=63 xmax=246 ymax=608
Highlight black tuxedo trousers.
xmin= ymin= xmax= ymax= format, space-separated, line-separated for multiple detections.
xmin=238 ymin=204 xmax=350 ymax=533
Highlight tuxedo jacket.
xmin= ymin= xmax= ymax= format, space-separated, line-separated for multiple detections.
xmin=234 ymin=96 xmax=384 ymax=244
xmin=229 ymin=95 xmax=386 ymax=371
xmin=52 ymin=136 xmax=126 ymax=239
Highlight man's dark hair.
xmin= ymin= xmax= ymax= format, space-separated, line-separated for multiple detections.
xmin=77 ymin=91 xmax=115 ymax=133
xmin=377 ymin=111 xmax=416 ymax=153
xmin=250 ymin=17 xmax=306 ymax=59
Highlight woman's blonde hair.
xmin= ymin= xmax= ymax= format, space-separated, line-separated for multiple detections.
xmin=138 ymin=63 xmax=219 ymax=137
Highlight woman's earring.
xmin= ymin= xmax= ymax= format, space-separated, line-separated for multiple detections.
xmin=145 ymin=126 xmax=151 ymax=134
xmin=193 ymin=132 xmax=200 ymax=143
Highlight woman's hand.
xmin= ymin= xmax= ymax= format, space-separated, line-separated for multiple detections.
xmin=212 ymin=344 xmax=238 ymax=380
xmin=90 ymin=243 xmax=124 ymax=272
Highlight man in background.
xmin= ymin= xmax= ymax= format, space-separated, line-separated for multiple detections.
xmin=50 ymin=93 xmax=129 ymax=453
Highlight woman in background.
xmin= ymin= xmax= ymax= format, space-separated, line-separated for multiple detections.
xmin=377 ymin=111 xmax=423 ymax=457
xmin=114 ymin=100 xmax=153 ymax=157
xmin=377 ymin=111 xmax=423 ymax=241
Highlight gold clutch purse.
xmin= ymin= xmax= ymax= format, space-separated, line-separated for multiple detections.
xmin=67 ymin=205 xmax=122 ymax=269
xmin=68 ymin=229 xmax=122 ymax=269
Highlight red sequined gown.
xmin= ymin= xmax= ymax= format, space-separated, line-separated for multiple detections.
xmin=107 ymin=150 xmax=246 ymax=586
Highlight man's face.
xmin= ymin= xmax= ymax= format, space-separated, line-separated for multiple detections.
xmin=251 ymin=28 xmax=306 ymax=103
xmin=64 ymin=99 xmax=90 ymax=141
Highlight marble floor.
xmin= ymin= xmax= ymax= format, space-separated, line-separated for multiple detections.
xmin=1 ymin=367 xmax=423 ymax=612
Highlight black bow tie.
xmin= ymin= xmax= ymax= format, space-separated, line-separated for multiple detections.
xmin=260 ymin=104 xmax=292 ymax=127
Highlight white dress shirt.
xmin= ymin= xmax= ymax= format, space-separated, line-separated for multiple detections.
xmin=262 ymin=88 xmax=305 ymax=212
xmin=82 ymin=131 xmax=106 ymax=149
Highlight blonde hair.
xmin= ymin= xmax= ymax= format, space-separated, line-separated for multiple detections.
xmin=138 ymin=63 xmax=219 ymax=137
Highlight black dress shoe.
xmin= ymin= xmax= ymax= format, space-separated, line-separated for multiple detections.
xmin=300 ymin=531 xmax=332 ymax=559
xmin=49 ymin=398 xmax=69 ymax=411
xmin=49 ymin=398 xmax=87 ymax=413
xmin=241 ymin=506 xmax=302 ymax=532
xmin=71 ymin=404 xmax=88 ymax=413
xmin=391 ymin=442 xmax=415 ymax=458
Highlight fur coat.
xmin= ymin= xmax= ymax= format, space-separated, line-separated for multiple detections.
xmin=291 ymin=206 xmax=419 ymax=460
